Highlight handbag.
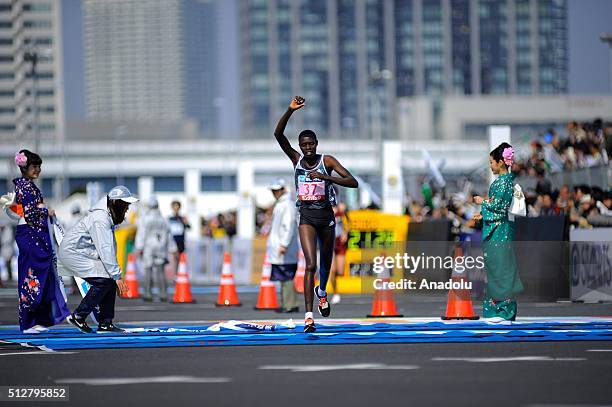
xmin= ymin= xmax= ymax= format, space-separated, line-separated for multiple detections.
xmin=508 ymin=184 xmax=527 ymax=219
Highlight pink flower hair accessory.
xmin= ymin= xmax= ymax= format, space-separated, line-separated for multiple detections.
xmin=502 ymin=147 xmax=514 ymax=167
xmin=14 ymin=152 xmax=27 ymax=168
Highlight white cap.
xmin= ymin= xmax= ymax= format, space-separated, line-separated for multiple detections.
xmin=107 ymin=185 xmax=139 ymax=203
xmin=268 ymin=178 xmax=286 ymax=191
xmin=579 ymin=194 xmax=592 ymax=205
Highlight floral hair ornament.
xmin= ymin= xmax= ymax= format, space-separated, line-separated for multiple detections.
xmin=14 ymin=152 xmax=27 ymax=168
xmin=502 ymin=147 xmax=514 ymax=167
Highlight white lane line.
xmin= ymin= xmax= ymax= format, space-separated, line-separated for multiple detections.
xmin=259 ymin=364 xmax=420 ymax=372
xmin=0 ymin=351 xmax=75 ymax=356
xmin=432 ymin=356 xmax=585 ymax=363
xmin=586 ymin=349 xmax=612 ymax=352
xmin=55 ymin=376 xmax=231 ymax=386
xmin=18 ymin=343 xmax=62 ymax=352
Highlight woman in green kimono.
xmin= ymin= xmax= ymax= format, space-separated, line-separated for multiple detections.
xmin=473 ymin=142 xmax=523 ymax=321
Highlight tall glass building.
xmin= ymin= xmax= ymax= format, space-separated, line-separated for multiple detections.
xmin=239 ymin=0 xmax=568 ymax=139
xmin=0 ymin=0 xmax=65 ymax=144
xmin=84 ymin=0 xmax=221 ymax=133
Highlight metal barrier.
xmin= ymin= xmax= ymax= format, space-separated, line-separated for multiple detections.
xmin=186 ymin=237 xmax=253 ymax=285
xmin=517 ymin=164 xmax=611 ymax=191
xmin=187 ymin=237 xmax=230 ymax=284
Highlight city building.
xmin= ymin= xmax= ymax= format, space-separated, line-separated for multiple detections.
xmin=239 ymin=0 xmax=568 ymax=139
xmin=398 ymin=94 xmax=612 ymax=140
xmin=83 ymin=0 xmax=225 ymax=134
xmin=0 ymin=0 xmax=66 ymax=147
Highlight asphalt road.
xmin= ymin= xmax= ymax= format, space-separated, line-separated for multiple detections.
xmin=1 ymin=289 xmax=612 ymax=406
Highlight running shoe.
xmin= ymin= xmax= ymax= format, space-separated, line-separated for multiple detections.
xmin=29 ymin=325 xmax=49 ymax=332
xmin=304 ymin=318 xmax=316 ymax=333
xmin=314 ymin=285 xmax=331 ymax=317
xmin=97 ymin=322 xmax=125 ymax=333
xmin=67 ymin=314 xmax=93 ymax=334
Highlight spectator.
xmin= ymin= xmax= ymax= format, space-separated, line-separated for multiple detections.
xmin=538 ymin=193 xmax=559 ymax=216
xmin=168 ymin=200 xmax=190 ymax=254
xmin=556 ymin=185 xmax=571 ymax=213
xmin=59 ymin=185 xmax=135 ymax=334
xmin=573 ymin=185 xmax=591 ymax=206
xmin=135 ymin=196 xmax=178 ymax=302
xmin=266 ymin=179 xmax=300 ymax=313
xmin=535 ymin=168 xmax=552 ymax=196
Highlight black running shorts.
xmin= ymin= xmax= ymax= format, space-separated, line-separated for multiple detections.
xmin=298 ymin=206 xmax=335 ymax=229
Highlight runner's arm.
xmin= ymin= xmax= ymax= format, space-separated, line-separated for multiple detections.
xmin=274 ymin=97 xmax=304 ymax=165
xmin=309 ymin=155 xmax=358 ymax=188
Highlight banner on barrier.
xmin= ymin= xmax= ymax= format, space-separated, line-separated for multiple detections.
xmin=570 ymin=228 xmax=612 ymax=303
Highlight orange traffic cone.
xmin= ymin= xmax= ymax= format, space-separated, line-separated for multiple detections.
xmin=254 ymin=253 xmax=279 ymax=310
xmin=294 ymin=250 xmax=305 ymax=293
xmin=173 ymin=252 xmax=195 ymax=303
xmin=367 ymin=277 xmax=403 ymax=317
xmin=121 ymin=253 xmax=140 ymax=299
xmin=216 ymin=252 xmax=241 ymax=306
xmin=441 ymin=245 xmax=479 ymax=320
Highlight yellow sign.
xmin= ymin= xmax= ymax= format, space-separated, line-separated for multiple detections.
xmin=336 ymin=210 xmax=409 ymax=294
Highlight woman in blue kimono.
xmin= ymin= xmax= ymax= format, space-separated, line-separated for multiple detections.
xmin=14 ymin=149 xmax=70 ymax=333
xmin=474 ymin=143 xmax=524 ymax=321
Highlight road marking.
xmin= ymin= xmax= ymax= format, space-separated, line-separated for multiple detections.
xmin=18 ymin=343 xmax=60 ymax=352
xmin=259 ymin=364 xmax=420 ymax=372
xmin=432 ymin=357 xmax=585 ymax=363
xmin=56 ymin=376 xmax=231 ymax=386
xmin=586 ymin=349 xmax=612 ymax=352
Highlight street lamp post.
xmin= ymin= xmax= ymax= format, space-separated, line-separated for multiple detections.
xmin=23 ymin=49 xmax=39 ymax=153
xmin=23 ymin=45 xmax=53 ymax=194
xmin=601 ymin=33 xmax=612 ymax=93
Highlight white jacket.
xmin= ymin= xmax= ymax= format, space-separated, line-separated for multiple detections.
xmin=134 ymin=208 xmax=177 ymax=268
xmin=267 ymin=192 xmax=299 ymax=265
xmin=58 ymin=197 xmax=122 ymax=280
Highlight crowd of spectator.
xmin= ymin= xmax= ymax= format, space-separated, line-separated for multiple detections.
xmin=408 ymin=181 xmax=611 ymax=233
xmin=200 ymin=212 xmax=237 ymax=239
xmin=513 ymin=118 xmax=611 ymax=175
xmin=406 ymin=182 xmax=611 ymax=231
xmin=405 ymin=118 xmax=611 ymax=230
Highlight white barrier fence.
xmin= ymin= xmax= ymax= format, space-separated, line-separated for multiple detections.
xmin=186 ymin=237 xmax=253 ymax=285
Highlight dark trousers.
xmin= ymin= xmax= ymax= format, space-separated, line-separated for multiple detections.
xmin=74 ymin=277 xmax=117 ymax=323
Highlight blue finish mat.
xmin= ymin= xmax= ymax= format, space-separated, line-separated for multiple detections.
xmin=2 ymin=318 xmax=612 ymax=350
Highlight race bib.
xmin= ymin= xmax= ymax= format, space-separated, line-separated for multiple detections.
xmin=169 ymin=220 xmax=185 ymax=236
xmin=297 ymin=175 xmax=325 ymax=201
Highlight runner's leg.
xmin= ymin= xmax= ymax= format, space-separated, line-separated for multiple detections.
xmin=299 ymin=223 xmax=318 ymax=314
xmin=316 ymin=225 xmax=335 ymax=293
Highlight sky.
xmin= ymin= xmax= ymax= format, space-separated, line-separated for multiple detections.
xmin=61 ymin=0 xmax=85 ymax=120
xmin=61 ymin=0 xmax=612 ymax=121
xmin=567 ymin=0 xmax=612 ymax=93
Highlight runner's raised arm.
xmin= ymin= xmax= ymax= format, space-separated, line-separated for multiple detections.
xmin=274 ymin=96 xmax=305 ymax=165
